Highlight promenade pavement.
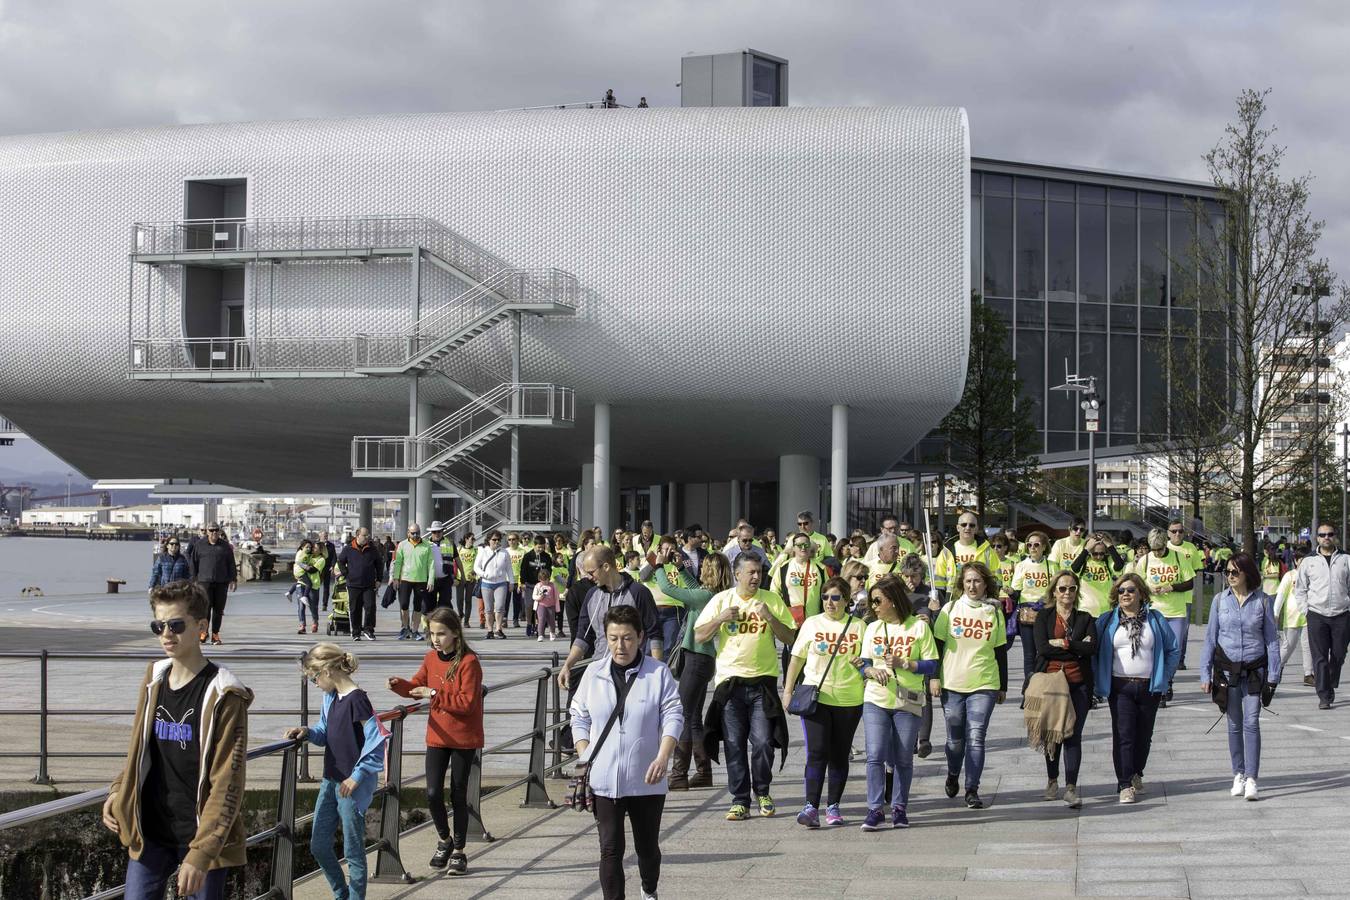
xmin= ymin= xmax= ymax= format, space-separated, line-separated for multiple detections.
xmin=5 ymin=579 xmax=1350 ymax=898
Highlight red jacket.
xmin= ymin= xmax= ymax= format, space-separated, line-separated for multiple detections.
xmin=390 ymin=650 xmax=484 ymax=749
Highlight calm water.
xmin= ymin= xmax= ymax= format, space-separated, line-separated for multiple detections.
xmin=0 ymin=536 xmax=155 ymax=596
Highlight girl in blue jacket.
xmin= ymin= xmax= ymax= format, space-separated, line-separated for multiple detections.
xmin=1093 ymin=574 xmax=1179 ymax=804
xmin=286 ymin=644 xmax=387 ymax=900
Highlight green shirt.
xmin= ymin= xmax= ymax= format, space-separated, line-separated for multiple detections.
xmin=861 ymin=615 xmax=938 ymax=705
xmin=695 ymin=588 xmax=796 ymax=687
xmin=391 ymin=539 xmax=435 ymax=584
xmin=934 ymin=597 xmax=1007 ymax=693
xmin=654 ymin=567 xmax=718 ymax=657
xmin=1131 ymin=548 xmax=1195 ymax=618
xmin=791 ymin=613 xmax=865 ymax=707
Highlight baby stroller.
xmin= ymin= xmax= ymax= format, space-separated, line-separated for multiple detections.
xmin=326 ymin=579 xmax=351 ymax=636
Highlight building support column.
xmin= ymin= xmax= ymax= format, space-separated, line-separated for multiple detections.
xmin=730 ymin=479 xmax=743 ymax=525
xmin=667 ymin=481 xmax=678 ymax=534
xmin=415 ymin=399 xmax=433 ymax=530
xmin=358 ymin=498 xmax=373 ymax=533
xmin=779 ymin=454 xmax=820 ymax=540
xmin=593 ymin=403 xmax=612 ymax=537
xmin=830 ymin=404 xmax=848 ymax=538
xmin=938 ymin=476 xmax=947 ymax=536
xmin=407 ymin=376 xmax=421 ymax=529
xmin=912 ymin=472 xmax=923 ymax=526
xmin=510 ymin=311 xmax=522 ymax=522
xmin=649 ymin=484 xmax=665 ymax=536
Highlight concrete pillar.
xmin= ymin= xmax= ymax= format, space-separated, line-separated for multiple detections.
xmin=779 ymin=454 xmax=820 ymax=540
xmin=730 ymin=479 xmax=743 ymax=526
xmin=395 ymin=497 xmax=408 ymax=536
xmin=593 ymin=403 xmax=612 ymax=536
xmin=649 ymin=484 xmax=665 ymax=537
xmin=358 ymin=498 xmax=373 ymax=533
xmin=667 ymin=481 xmax=678 ymax=533
xmin=912 ymin=473 xmax=923 ymax=528
xmin=830 ymin=404 xmax=848 ymax=538
xmin=580 ymin=465 xmax=593 ymax=535
xmin=415 ymin=400 xmax=433 ymax=530
xmin=938 ymin=476 xmax=947 ymax=536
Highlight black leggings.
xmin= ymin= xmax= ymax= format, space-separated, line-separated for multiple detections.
xmin=594 ymin=793 xmax=665 ymax=900
xmin=425 ymin=746 xmax=475 ymax=849
xmin=1045 ymin=681 xmax=1091 ymax=785
xmin=677 ymin=651 xmax=715 ymax=744
xmin=800 ymin=702 xmax=862 ymax=808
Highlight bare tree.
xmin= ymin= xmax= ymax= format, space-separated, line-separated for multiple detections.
xmin=1185 ymin=89 xmax=1347 ymax=555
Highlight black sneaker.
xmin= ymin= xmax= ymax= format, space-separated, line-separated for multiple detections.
xmin=448 ymin=850 xmax=467 ymax=876
xmin=430 ymin=840 xmax=451 ymax=869
xmin=965 ymin=789 xmax=984 ymax=809
xmin=1166 ymin=684 xmax=1174 ymax=702
xmin=485 ymin=631 xmax=495 ymax=639
xmin=944 ymin=773 xmax=960 ymax=798
xmin=916 ymin=740 xmax=931 ymax=759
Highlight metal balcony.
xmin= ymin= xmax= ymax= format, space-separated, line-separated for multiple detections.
xmin=350 ymin=383 xmax=574 ymax=479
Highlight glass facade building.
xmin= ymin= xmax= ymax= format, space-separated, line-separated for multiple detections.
xmin=970 ymin=159 xmax=1231 ymax=458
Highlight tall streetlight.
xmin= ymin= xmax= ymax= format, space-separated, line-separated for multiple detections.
xmin=1053 ymin=362 xmax=1101 ymax=533
xmin=1293 ymin=283 xmax=1332 ymax=541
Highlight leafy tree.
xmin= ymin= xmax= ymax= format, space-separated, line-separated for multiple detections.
xmin=940 ymin=293 xmax=1039 ymax=518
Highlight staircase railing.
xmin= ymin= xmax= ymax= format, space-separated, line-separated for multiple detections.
xmin=442 ymin=488 xmax=575 ymax=535
xmin=351 ymin=383 xmax=573 ymax=476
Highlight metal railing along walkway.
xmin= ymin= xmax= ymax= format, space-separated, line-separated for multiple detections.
xmin=0 ymin=650 xmax=587 ymax=900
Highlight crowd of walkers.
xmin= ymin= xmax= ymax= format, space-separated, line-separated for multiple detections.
xmin=116 ymin=511 xmax=1350 ymax=899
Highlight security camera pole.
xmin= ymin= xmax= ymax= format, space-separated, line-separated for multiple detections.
xmin=1053 ymin=361 xmax=1100 ymax=533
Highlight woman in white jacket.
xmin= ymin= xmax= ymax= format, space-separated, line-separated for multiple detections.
xmin=473 ymin=531 xmax=515 ymax=640
xmin=570 ymin=604 xmax=684 ymax=900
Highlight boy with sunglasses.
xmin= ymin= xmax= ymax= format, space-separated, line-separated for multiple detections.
xmin=102 ymin=581 xmax=253 ymax=900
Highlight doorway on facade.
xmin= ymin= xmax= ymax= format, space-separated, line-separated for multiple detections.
xmin=181 ymin=178 xmax=249 ymax=370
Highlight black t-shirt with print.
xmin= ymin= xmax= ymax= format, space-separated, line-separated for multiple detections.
xmin=142 ymin=662 xmax=218 ymax=847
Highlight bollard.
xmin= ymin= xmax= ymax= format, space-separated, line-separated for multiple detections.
xmin=549 ymin=650 xmax=563 ymax=776
xmin=105 ymin=578 xmax=126 ymax=594
xmin=371 ymin=710 xmax=413 ymax=884
xmin=298 ymin=675 xmax=314 ymax=782
xmin=267 ymin=745 xmax=299 ymax=900
xmin=520 ymin=669 xmax=555 ymax=809
xmin=31 ymin=650 xmax=53 ymax=785
xmin=464 ymin=748 xmax=494 ymax=842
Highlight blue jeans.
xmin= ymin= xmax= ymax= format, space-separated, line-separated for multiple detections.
xmin=124 ymin=840 xmax=229 ymax=900
xmin=1107 ymin=677 xmax=1161 ymax=790
xmin=297 ymin=585 xmax=319 ymax=625
xmin=941 ymin=689 xmax=997 ymax=791
xmin=862 ymin=701 xmax=920 ymax=810
xmin=1226 ymin=678 xmax=1263 ymax=779
xmin=1016 ymin=622 xmax=1037 ymax=691
xmin=1165 ymin=617 xmax=1187 ymax=680
xmin=721 ymin=682 xmax=774 ymax=805
xmin=657 ymin=606 xmax=685 ymax=657
xmin=311 ymin=777 xmax=369 ymax=900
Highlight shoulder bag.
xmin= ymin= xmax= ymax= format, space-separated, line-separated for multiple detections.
xmin=566 ymin=669 xmax=634 ymax=812
xmin=787 ymin=615 xmax=853 ymax=717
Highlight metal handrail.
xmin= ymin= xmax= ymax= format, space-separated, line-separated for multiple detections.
xmin=441 ymin=488 xmax=575 ymax=535
xmin=0 ymin=650 xmax=588 ymax=900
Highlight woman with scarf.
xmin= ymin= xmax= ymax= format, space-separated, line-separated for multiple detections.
xmin=931 ymin=561 xmax=1008 ymax=810
xmin=1093 ymin=573 xmax=1179 ymax=804
xmin=1030 ymin=570 xmax=1097 ymax=809
xmin=1199 ymin=552 xmax=1280 ymax=801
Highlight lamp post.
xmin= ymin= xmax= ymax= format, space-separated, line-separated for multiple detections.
xmin=1294 ymin=283 xmax=1332 ymax=540
xmin=1053 ymin=362 xmax=1100 ymax=533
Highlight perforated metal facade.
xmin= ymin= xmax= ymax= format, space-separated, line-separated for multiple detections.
xmin=0 ymin=107 xmax=970 ymax=492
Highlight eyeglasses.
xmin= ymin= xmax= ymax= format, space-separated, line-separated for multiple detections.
xmin=797 ymin=521 xmax=811 ymax=527
xmin=1055 ymin=584 xmax=1079 ymax=593
xmin=149 ymin=618 xmax=188 ymax=636
xmin=1319 ymin=532 xmax=1337 ymax=538
xmin=849 ymin=573 xmax=866 ymax=580
xmin=958 ymin=522 xmax=976 ymax=529
xmin=794 ymin=544 xmax=811 ymax=551
xmin=822 ymin=593 xmax=845 ymax=602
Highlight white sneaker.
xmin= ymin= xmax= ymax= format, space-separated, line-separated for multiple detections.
xmin=1244 ymin=778 xmax=1259 ymax=801
xmin=1231 ymin=774 xmax=1245 ymax=797
xmin=537 ymin=634 xmax=544 ymax=642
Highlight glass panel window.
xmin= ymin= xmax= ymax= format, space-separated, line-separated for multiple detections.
xmin=1016 ymin=299 xmax=1045 ymax=328
xmin=1109 ymin=334 xmax=1138 ymax=442
xmin=1109 ymin=188 xmax=1137 ymax=206
xmin=970 ymin=195 xmax=982 ymax=294
xmin=1016 ymin=198 xmax=1045 ymax=299
xmin=1047 ymin=331 xmax=1077 ymax=431
xmin=1111 ymin=304 xmax=1138 ymax=331
xmin=751 ymin=57 xmax=781 ymax=106
xmin=1047 ymin=201 xmax=1075 ymax=301
xmin=1079 ymin=184 xmax=1106 ymax=204
xmin=1169 ymin=208 xmax=1196 ymax=305
xmin=986 ymin=297 xmax=1013 ymax=324
xmin=1080 ymin=303 xmax=1106 ymax=332
xmin=1047 ymin=180 xmax=1075 ymax=201
xmin=1047 ymin=432 xmax=1076 ymax=453
xmin=983 ymin=197 xmax=1013 ymax=297
xmin=1080 ymin=203 xmax=1107 ymax=303
xmin=1140 ymin=208 xmax=1167 ymax=306
xmin=1110 ymin=205 xmax=1137 ymax=304
xmin=1139 ymin=191 xmax=1166 ymax=208
xmin=984 ymin=173 xmax=1013 ymax=195
xmin=971 ymin=171 xmax=981 ymax=195
xmin=1016 ymin=177 xmax=1044 ymax=198
xmin=1048 ymin=301 xmax=1076 ymax=328
xmin=1170 ymin=306 xmax=1197 ymax=337
xmin=1016 ymin=330 xmax=1045 ymax=443
xmin=1140 ymin=337 xmax=1168 ymax=434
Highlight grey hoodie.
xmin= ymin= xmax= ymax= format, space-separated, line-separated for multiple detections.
xmin=571 ymin=572 xmax=663 ymax=660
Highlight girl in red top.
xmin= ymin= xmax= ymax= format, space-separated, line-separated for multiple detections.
xmin=388 ymin=607 xmax=484 ymax=876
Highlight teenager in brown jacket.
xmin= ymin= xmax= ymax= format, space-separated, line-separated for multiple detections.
xmin=101 ymin=581 xmax=253 ymax=900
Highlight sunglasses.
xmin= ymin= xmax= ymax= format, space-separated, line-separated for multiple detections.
xmin=794 ymin=544 xmax=811 ymax=551
xmin=1226 ymin=568 xmax=1241 ymax=576
xmin=1072 ymin=526 xmax=1085 ymax=532
xmin=1117 ymin=586 xmax=1138 ymax=595
xmin=958 ymin=523 xmax=977 ymax=528
xmin=1055 ymin=584 xmax=1078 ymax=593
xmin=149 ymin=618 xmax=188 ymax=636
xmin=822 ymin=593 xmax=845 ymax=602
xmin=1168 ymin=528 xmax=1183 ymax=533
xmin=1319 ymin=532 xmax=1336 ymax=538
xmin=166 ymin=541 xmax=179 ymax=546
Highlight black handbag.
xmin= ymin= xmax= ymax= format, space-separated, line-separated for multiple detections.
xmin=787 ymin=615 xmax=853 ymax=717
xmin=566 ymin=669 xmax=634 ymax=812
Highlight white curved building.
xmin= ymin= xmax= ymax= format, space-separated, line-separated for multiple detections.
xmin=0 ymin=106 xmax=970 ymax=535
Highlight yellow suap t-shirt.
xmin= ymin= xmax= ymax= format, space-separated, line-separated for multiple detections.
xmin=776 ymin=559 xmax=824 ymax=616
xmin=861 ymin=615 xmax=939 ymax=707
xmin=934 ymin=541 xmax=999 ymax=592
xmin=1131 ymin=549 xmax=1195 ymax=618
xmin=695 ymin=588 xmax=796 ymax=686
xmin=644 ymin=563 xmax=685 ymax=608
xmin=934 ymin=596 xmax=1007 ymax=693
xmin=1011 ymin=557 xmax=1055 ymax=607
xmin=867 ymin=558 xmax=904 ymax=590
xmin=507 ymin=544 xmax=526 ymax=579
xmin=790 ymin=613 xmax=865 ymax=707
xmin=1077 ymin=556 xmax=1120 ymax=616
xmin=1049 ymin=537 xmax=1085 ymax=572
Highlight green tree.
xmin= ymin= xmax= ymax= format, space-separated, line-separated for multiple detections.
xmin=940 ymin=294 xmax=1039 ymax=518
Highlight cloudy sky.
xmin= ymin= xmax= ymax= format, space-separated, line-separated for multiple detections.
xmin=1 ymin=0 xmax=1346 ymax=475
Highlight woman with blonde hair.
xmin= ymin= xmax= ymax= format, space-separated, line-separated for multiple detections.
xmin=285 ymin=644 xmax=387 ymax=899
xmin=1092 ymin=574 xmax=1179 ymax=803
